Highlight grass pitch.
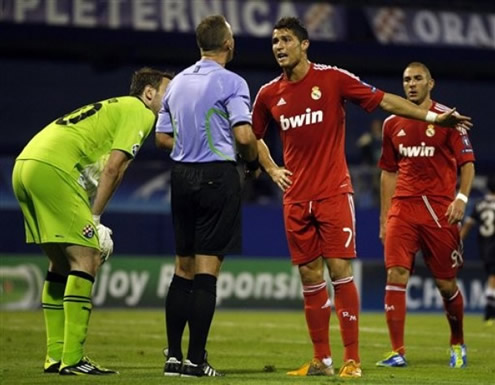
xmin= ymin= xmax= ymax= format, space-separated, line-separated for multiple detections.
xmin=0 ymin=310 xmax=494 ymax=384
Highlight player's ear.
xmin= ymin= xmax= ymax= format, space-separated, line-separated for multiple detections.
xmin=428 ymin=78 xmax=435 ymax=92
xmin=301 ymin=39 xmax=310 ymax=52
xmin=143 ymin=84 xmax=155 ymax=103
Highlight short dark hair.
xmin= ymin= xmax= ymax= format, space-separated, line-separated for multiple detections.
xmin=196 ymin=15 xmax=230 ymax=51
xmin=487 ymin=175 xmax=495 ymax=193
xmin=274 ymin=17 xmax=309 ymax=42
xmin=129 ymin=67 xmax=173 ymax=96
xmin=405 ymin=62 xmax=432 ymax=80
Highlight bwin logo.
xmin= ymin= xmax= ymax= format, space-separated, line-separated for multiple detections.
xmin=280 ymin=108 xmax=323 ymax=131
xmin=399 ymin=142 xmax=435 ymax=157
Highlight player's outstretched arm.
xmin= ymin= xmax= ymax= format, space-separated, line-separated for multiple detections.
xmin=257 ymin=139 xmax=292 ymax=192
xmin=380 ymin=93 xmax=472 ymax=129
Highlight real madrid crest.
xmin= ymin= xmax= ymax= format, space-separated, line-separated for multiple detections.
xmin=311 ymin=86 xmax=321 ymax=100
xmin=426 ymin=124 xmax=435 ymax=137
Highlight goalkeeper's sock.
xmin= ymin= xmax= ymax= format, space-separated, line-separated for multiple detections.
xmin=187 ymin=274 xmax=217 ymax=364
xmin=303 ymin=281 xmax=331 ymax=360
xmin=42 ymin=271 xmax=67 ymax=362
xmin=443 ymin=289 xmax=464 ymax=345
xmin=165 ymin=274 xmax=193 ymax=360
xmin=62 ymin=271 xmax=94 ymax=367
xmin=384 ymin=283 xmax=407 ymax=356
xmin=332 ymin=277 xmax=360 ymax=363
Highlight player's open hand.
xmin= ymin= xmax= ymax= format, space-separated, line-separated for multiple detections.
xmin=445 ymin=199 xmax=466 ymax=225
xmin=436 ymin=108 xmax=472 ymax=131
xmin=267 ymin=166 xmax=293 ymax=192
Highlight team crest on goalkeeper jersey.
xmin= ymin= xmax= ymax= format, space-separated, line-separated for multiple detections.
xmin=82 ymin=224 xmax=95 ymax=238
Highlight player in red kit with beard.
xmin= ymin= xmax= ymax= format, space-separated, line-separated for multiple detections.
xmin=252 ymin=17 xmax=472 ymax=378
xmin=377 ymin=62 xmax=475 ymax=369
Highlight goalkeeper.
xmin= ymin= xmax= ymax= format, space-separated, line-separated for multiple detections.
xmin=11 ymin=67 xmax=172 ymax=375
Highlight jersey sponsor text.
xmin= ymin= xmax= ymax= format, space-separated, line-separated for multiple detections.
xmin=398 ymin=142 xmax=435 ymax=157
xmin=280 ymin=108 xmax=323 ymax=131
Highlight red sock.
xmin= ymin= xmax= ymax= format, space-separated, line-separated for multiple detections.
xmin=384 ymin=284 xmax=407 ymax=355
xmin=332 ymin=277 xmax=359 ymax=362
xmin=443 ymin=289 xmax=464 ymax=345
xmin=303 ymin=281 xmax=331 ymax=360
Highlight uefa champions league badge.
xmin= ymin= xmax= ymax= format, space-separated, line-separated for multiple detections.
xmin=311 ymin=86 xmax=321 ymax=100
xmin=426 ymin=124 xmax=435 ymax=137
xmin=131 ymin=143 xmax=140 ymax=156
xmin=82 ymin=224 xmax=95 ymax=238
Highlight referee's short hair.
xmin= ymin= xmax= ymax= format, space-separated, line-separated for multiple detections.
xmin=196 ymin=15 xmax=230 ymax=52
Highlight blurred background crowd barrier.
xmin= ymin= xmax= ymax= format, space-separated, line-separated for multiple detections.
xmin=1 ymin=0 xmax=494 ymax=310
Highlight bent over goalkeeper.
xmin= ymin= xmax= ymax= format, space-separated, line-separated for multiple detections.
xmin=11 ymin=68 xmax=172 ymax=376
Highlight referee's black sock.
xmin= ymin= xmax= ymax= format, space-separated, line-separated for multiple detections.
xmin=165 ymin=274 xmax=193 ymax=361
xmin=187 ymin=274 xmax=217 ymax=364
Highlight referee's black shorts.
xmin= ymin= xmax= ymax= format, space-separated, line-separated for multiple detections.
xmin=171 ymin=161 xmax=241 ymax=256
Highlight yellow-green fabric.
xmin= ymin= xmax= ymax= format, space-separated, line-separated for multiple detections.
xmin=62 ymin=274 xmax=93 ymax=367
xmin=17 ymin=96 xmax=155 ymax=185
xmin=42 ymin=280 xmax=66 ymax=362
xmin=12 ymin=160 xmax=99 ymax=247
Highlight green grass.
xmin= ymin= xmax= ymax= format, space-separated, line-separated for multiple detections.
xmin=0 ymin=310 xmax=494 ymax=384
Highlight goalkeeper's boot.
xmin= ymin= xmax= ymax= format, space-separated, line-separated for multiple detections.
xmin=163 ymin=348 xmax=182 ymax=376
xmin=376 ymin=351 xmax=407 ymax=367
xmin=287 ymin=358 xmax=334 ymax=376
xmin=181 ymin=351 xmax=224 ymax=377
xmin=43 ymin=356 xmax=61 ymax=373
xmin=59 ymin=356 xmax=118 ymax=375
xmin=338 ymin=359 xmax=362 ymax=378
xmin=449 ymin=344 xmax=467 ymax=368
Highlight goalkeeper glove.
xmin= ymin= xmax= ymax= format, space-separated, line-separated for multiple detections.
xmin=97 ymin=223 xmax=113 ymax=263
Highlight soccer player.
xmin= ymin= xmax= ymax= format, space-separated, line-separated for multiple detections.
xmin=155 ymin=15 xmax=259 ymax=377
xmin=12 ymin=68 xmax=171 ymax=375
xmin=377 ymin=62 xmax=475 ymax=369
xmin=251 ymin=17 xmax=472 ymax=378
xmin=461 ymin=175 xmax=495 ymax=325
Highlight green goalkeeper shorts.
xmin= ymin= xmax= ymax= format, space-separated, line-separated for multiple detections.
xmin=12 ymin=159 xmax=100 ymax=248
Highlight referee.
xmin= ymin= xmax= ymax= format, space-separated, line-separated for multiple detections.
xmin=156 ymin=15 xmax=259 ymax=377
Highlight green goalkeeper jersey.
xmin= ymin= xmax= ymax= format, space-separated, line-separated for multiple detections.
xmin=17 ymin=96 xmax=155 ymax=195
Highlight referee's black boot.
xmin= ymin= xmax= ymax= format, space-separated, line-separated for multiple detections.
xmin=181 ymin=351 xmax=224 ymax=377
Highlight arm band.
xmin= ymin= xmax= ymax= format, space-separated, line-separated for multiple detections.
xmin=425 ymin=111 xmax=438 ymax=123
xmin=455 ymin=193 xmax=468 ymax=203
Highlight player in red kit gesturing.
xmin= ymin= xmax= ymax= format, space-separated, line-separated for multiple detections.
xmin=252 ymin=17 xmax=472 ymax=378
xmin=377 ymin=62 xmax=475 ymax=369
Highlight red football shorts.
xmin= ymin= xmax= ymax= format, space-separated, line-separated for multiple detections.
xmin=384 ymin=197 xmax=463 ymax=279
xmin=283 ymin=193 xmax=357 ymax=265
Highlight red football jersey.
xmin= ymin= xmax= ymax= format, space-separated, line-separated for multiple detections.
xmin=379 ymin=101 xmax=475 ymax=201
xmin=252 ymin=63 xmax=384 ymax=203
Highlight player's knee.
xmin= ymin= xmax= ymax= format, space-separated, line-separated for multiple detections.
xmin=386 ymin=266 xmax=409 ymax=284
xmin=327 ymin=258 xmax=353 ymax=281
xmin=436 ymin=279 xmax=458 ymax=298
xmin=299 ymin=265 xmax=324 ymax=285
